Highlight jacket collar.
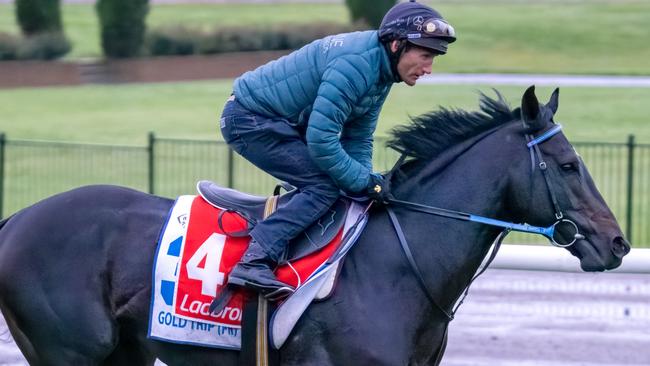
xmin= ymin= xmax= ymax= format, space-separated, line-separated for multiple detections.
xmin=378 ymin=37 xmax=401 ymax=83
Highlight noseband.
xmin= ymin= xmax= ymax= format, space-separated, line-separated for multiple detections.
xmin=383 ymin=123 xmax=583 ymax=320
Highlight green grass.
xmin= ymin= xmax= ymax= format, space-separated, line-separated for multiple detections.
xmin=1 ymin=0 xmax=649 ymax=74
xmin=433 ymin=0 xmax=650 ymax=75
xmin=1 ymin=81 xmax=648 ymax=145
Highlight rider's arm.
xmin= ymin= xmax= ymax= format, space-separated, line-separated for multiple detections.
xmin=306 ymin=54 xmax=376 ymax=194
xmin=340 ymin=121 xmax=374 ymax=173
xmin=340 ymin=93 xmax=389 ymax=172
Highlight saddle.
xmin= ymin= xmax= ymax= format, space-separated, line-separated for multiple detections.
xmin=197 ymin=180 xmax=350 ymax=262
xmin=197 ymin=181 xmax=363 ymax=359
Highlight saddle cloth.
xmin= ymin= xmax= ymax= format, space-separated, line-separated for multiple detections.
xmin=148 ymin=194 xmax=366 ymax=349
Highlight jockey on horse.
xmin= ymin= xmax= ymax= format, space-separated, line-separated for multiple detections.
xmin=219 ymin=0 xmax=456 ymax=298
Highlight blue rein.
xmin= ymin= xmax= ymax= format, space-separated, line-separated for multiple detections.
xmin=387 ymin=123 xmax=581 ymax=248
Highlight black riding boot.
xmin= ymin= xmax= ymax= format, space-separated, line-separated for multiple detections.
xmin=228 ymin=239 xmax=294 ymax=299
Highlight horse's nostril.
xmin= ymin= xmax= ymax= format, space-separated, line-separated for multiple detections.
xmin=612 ymin=236 xmax=631 ymax=258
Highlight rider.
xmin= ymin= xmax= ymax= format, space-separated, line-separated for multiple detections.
xmin=220 ymin=0 xmax=456 ymax=297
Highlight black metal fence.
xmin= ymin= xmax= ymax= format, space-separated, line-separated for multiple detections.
xmin=0 ymin=133 xmax=647 ymax=246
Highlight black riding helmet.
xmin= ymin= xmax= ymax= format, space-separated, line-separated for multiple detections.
xmin=379 ymin=0 xmax=456 ymax=55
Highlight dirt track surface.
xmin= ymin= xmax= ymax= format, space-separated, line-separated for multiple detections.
xmin=442 ymin=269 xmax=650 ymax=366
xmin=1 ymin=269 xmax=648 ymax=365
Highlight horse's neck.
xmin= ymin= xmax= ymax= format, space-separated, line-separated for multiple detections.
xmin=390 ymin=128 xmax=516 ymax=312
xmin=396 ymin=126 xmax=515 ymax=221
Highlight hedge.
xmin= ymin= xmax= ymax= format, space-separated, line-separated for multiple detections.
xmin=96 ymin=0 xmax=149 ymax=58
xmin=0 ymin=31 xmax=71 ymax=60
xmin=145 ymin=23 xmax=366 ymax=57
xmin=345 ymin=0 xmax=396 ymax=28
xmin=10 ymin=0 xmax=71 ymax=60
xmin=15 ymin=0 xmax=64 ymax=36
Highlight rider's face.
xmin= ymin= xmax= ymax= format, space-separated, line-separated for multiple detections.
xmin=391 ymin=41 xmax=437 ymax=86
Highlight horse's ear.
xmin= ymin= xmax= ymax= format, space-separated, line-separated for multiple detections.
xmin=546 ymin=87 xmax=560 ymax=115
xmin=521 ymin=85 xmax=540 ymax=129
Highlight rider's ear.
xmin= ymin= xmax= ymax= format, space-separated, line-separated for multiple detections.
xmin=521 ymin=85 xmax=543 ymax=131
xmin=390 ymin=40 xmax=399 ymax=53
xmin=547 ymin=88 xmax=560 ymax=116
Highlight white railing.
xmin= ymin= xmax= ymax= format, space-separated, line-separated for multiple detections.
xmin=485 ymin=244 xmax=649 ymax=273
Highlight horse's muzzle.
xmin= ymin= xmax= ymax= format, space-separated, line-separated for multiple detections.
xmin=612 ymin=236 xmax=631 ymax=259
xmin=570 ymin=233 xmax=630 ymax=272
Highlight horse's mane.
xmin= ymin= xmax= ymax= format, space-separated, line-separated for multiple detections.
xmin=387 ymin=91 xmax=517 ymax=161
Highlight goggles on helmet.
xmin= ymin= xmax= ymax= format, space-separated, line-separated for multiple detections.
xmin=406 ymin=18 xmax=455 ymax=41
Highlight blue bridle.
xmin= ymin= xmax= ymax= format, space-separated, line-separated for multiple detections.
xmin=387 ymin=123 xmax=582 ymax=248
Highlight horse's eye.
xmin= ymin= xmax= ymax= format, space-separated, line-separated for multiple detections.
xmin=560 ymin=162 xmax=578 ymax=172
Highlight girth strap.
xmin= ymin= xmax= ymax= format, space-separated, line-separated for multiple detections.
xmin=256 ymin=196 xmax=278 ymax=366
xmin=240 ymin=196 xmax=279 ymax=366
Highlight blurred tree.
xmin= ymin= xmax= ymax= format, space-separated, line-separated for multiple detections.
xmin=15 ymin=0 xmax=63 ymax=35
xmin=96 ymin=0 xmax=149 ymax=58
xmin=14 ymin=0 xmax=71 ymax=60
xmin=345 ymin=0 xmax=396 ymax=29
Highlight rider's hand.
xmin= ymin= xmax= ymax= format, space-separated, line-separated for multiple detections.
xmin=366 ymin=173 xmax=392 ymax=203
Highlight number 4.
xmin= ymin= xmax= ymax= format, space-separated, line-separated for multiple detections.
xmin=186 ymin=233 xmax=226 ymax=297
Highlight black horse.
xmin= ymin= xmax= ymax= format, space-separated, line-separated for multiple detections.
xmin=0 ymin=87 xmax=630 ymax=365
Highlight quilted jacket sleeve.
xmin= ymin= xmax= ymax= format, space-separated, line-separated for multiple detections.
xmin=340 ymin=92 xmax=389 ymax=172
xmin=306 ymin=54 xmax=376 ymax=194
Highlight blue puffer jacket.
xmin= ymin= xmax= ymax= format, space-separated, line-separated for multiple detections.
xmin=233 ymin=30 xmax=396 ymax=194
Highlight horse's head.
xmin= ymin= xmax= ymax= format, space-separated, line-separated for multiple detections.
xmin=507 ymin=86 xmax=630 ymax=271
xmin=387 ymin=87 xmax=630 ymax=271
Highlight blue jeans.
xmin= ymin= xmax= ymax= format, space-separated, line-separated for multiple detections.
xmin=219 ymin=98 xmax=340 ymax=261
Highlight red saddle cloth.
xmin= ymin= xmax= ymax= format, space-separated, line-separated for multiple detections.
xmin=174 ymin=195 xmax=343 ymax=326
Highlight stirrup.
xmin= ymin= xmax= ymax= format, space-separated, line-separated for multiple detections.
xmin=264 ymin=286 xmax=294 ymax=301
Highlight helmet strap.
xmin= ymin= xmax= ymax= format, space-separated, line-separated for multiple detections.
xmin=384 ymin=40 xmax=407 ymax=83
